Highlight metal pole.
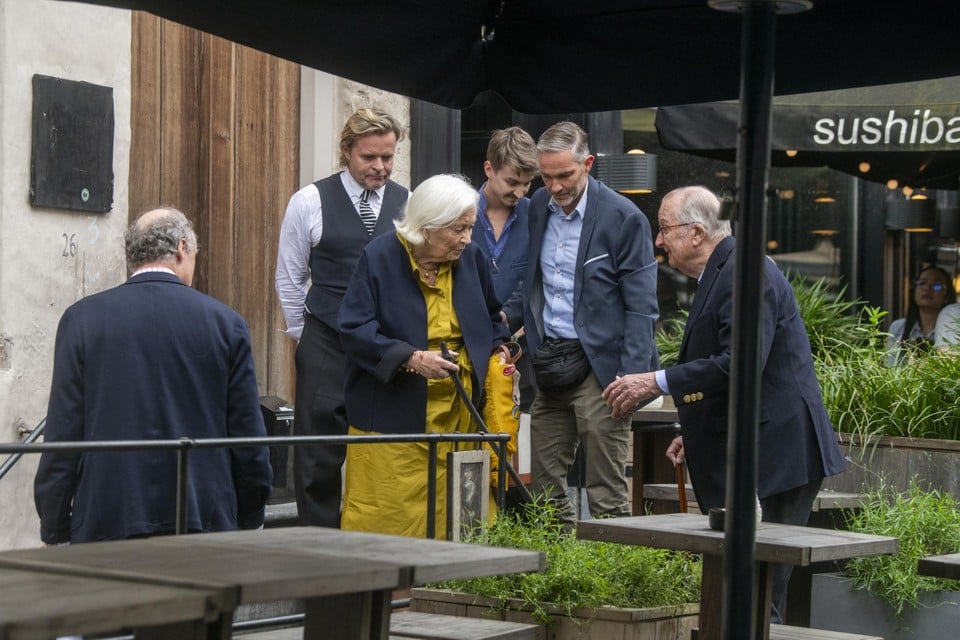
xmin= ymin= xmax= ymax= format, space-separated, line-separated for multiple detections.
xmin=427 ymin=441 xmax=438 ymax=539
xmin=725 ymin=2 xmax=778 ymax=639
xmin=175 ymin=438 xmax=191 ymax=535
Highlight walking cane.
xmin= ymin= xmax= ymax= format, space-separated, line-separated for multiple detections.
xmin=441 ymin=342 xmax=534 ymax=504
xmin=675 ymin=460 xmax=688 ymax=514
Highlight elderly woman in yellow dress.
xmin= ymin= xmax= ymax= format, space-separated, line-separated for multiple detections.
xmin=337 ymin=173 xmax=509 ymax=538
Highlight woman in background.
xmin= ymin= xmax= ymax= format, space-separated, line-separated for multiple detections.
xmin=887 ymin=266 xmax=955 ymax=364
xmin=337 ymin=174 xmax=508 ymax=538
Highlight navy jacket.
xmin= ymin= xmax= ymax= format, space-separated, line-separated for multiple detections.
xmin=34 ymin=272 xmax=273 ymax=543
xmin=505 ymin=176 xmax=659 ymax=387
xmin=665 ymin=236 xmax=847 ymax=509
xmin=338 ymin=233 xmax=508 ymax=434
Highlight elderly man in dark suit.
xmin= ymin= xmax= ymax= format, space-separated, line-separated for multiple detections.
xmin=35 ymin=207 xmax=273 ymax=544
xmin=603 ymin=185 xmax=846 ymax=623
xmin=504 ymin=121 xmax=659 ymax=526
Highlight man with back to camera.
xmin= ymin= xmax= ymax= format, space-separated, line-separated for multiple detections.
xmin=473 ymin=126 xmax=539 ymax=410
xmin=603 ymin=185 xmax=847 ymax=623
xmin=502 ymin=121 xmax=660 ymax=526
xmin=275 ymin=108 xmax=408 ymax=527
xmin=35 ymin=207 xmax=273 ymax=543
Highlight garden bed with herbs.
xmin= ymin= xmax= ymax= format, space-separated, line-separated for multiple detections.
xmin=419 ymin=500 xmax=701 ymax=634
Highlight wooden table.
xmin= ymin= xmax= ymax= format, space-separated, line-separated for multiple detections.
xmin=0 ymin=528 xmax=544 ymax=640
xmin=917 ymin=552 xmax=960 ymax=580
xmin=577 ymin=513 xmax=897 ymax=640
xmin=0 ymin=566 xmax=220 ymax=640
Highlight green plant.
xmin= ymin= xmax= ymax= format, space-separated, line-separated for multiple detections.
xmin=655 ymin=309 xmax=687 ymax=368
xmin=432 ymin=498 xmax=701 ymax=624
xmin=790 ymin=276 xmax=887 ymax=364
xmin=842 ymin=482 xmax=960 ymax=615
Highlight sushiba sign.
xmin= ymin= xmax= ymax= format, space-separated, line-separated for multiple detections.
xmin=656 ymin=103 xmax=960 ymax=152
xmin=810 ymin=108 xmax=960 ymax=149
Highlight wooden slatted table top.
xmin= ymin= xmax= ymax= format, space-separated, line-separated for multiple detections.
xmin=192 ymin=527 xmax=546 ymax=585
xmin=0 ymin=566 xmax=215 ymax=640
xmin=0 ymin=533 xmax=404 ymax=606
xmin=917 ymin=552 xmax=960 ymax=580
xmin=577 ymin=513 xmax=897 ymax=566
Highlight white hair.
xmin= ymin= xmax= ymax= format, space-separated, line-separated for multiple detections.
xmin=395 ymin=174 xmax=478 ymax=246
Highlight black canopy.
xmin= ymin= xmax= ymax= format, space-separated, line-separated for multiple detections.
xmin=657 ymin=77 xmax=960 ymax=189
xmin=61 ymin=1 xmax=960 ymax=114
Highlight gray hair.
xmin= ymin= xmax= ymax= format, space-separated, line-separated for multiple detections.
xmin=394 ymin=174 xmax=478 ymax=246
xmin=125 ymin=207 xmax=197 ymax=271
xmin=664 ymin=186 xmax=732 ymax=239
xmin=537 ymin=121 xmax=591 ymax=163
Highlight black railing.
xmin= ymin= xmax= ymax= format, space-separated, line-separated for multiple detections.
xmin=0 ymin=418 xmax=45 ymax=482
xmin=0 ymin=432 xmax=511 ymax=539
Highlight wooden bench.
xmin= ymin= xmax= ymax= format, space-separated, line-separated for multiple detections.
xmin=768 ymin=624 xmax=882 ymax=640
xmin=692 ymin=625 xmax=881 ymax=640
xmin=641 ymin=484 xmax=865 ymax=515
xmin=238 ymin=611 xmax=540 ymax=640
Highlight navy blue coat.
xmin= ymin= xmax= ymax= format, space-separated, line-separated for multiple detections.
xmin=665 ymin=236 xmax=847 ymax=510
xmin=505 ymin=176 xmax=660 ymax=387
xmin=338 ymin=233 xmax=508 ymax=434
xmin=34 ymin=272 xmax=273 ymax=543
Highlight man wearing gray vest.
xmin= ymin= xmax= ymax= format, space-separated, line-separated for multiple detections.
xmin=275 ymin=108 xmax=408 ymax=527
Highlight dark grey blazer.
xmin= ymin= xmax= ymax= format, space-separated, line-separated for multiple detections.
xmin=664 ymin=235 xmax=847 ymax=510
xmin=506 ymin=175 xmax=659 ymax=387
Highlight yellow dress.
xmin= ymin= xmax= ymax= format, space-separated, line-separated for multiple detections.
xmin=340 ymin=245 xmax=483 ymax=539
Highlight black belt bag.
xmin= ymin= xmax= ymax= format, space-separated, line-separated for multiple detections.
xmin=532 ymin=338 xmax=592 ymax=392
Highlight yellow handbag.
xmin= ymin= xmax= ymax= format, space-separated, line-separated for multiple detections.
xmin=483 ymin=341 xmax=522 ymax=487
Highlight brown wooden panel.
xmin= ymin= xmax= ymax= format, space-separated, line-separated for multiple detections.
xmin=130 ymin=12 xmax=162 ymax=220
xmin=159 ymin=21 xmax=203 ymax=245
xmin=233 ymin=47 xmax=299 ymax=398
xmin=130 ymin=16 xmax=298 ymax=401
xmin=201 ymin=33 xmax=237 ymax=307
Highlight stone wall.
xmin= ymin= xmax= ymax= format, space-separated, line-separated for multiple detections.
xmin=0 ymin=0 xmax=132 ymax=550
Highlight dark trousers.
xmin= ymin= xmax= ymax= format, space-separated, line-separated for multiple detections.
xmin=761 ymin=477 xmax=823 ymax=624
xmin=293 ymin=314 xmax=348 ymax=527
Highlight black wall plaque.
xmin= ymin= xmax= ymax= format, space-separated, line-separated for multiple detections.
xmin=30 ymin=75 xmax=114 ymax=213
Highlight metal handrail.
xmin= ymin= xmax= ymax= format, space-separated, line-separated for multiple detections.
xmin=0 ymin=418 xmax=45 ymax=482
xmin=0 ymin=431 xmax=511 ymax=538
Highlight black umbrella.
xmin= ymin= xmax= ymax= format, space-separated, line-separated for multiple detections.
xmin=657 ymin=77 xmax=960 ymax=189
xmin=55 ymin=2 xmax=960 ymax=638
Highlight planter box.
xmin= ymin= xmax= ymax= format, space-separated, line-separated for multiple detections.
xmin=810 ymin=572 xmax=960 ymax=640
xmin=409 ymin=588 xmax=699 ymax=640
xmin=823 ymin=434 xmax=960 ymax=503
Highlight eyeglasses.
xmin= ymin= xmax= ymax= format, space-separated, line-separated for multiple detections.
xmin=657 ymin=222 xmax=693 ymax=237
xmin=913 ymin=280 xmax=945 ymax=291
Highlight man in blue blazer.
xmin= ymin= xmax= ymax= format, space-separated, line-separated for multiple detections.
xmin=504 ymin=121 xmax=659 ymax=525
xmin=35 ymin=208 xmax=273 ymax=544
xmin=604 ymin=186 xmax=846 ymax=622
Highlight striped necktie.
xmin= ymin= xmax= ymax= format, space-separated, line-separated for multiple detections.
xmin=358 ymin=189 xmax=377 ymax=235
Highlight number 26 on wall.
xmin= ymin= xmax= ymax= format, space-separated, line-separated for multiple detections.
xmin=61 ymin=233 xmax=77 ymax=257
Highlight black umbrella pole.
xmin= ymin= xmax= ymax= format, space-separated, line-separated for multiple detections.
xmin=441 ymin=342 xmax=534 ymax=504
xmin=725 ymin=2 xmax=778 ymax=640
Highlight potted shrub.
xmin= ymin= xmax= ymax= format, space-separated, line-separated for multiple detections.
xmin=793 ymin=278 xmax=960 ymax=502
xmin=810 ymin=482 xmax=960 ymax=639
xmin=411 ymin=499 xmax=702 ymax=640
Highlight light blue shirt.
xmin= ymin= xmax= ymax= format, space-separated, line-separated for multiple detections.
xmin=541 ymin=190 xmax=588 ymax=339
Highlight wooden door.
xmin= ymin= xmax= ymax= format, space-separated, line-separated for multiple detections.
xmin=130 ymin=12 xmax=298 ymax=401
